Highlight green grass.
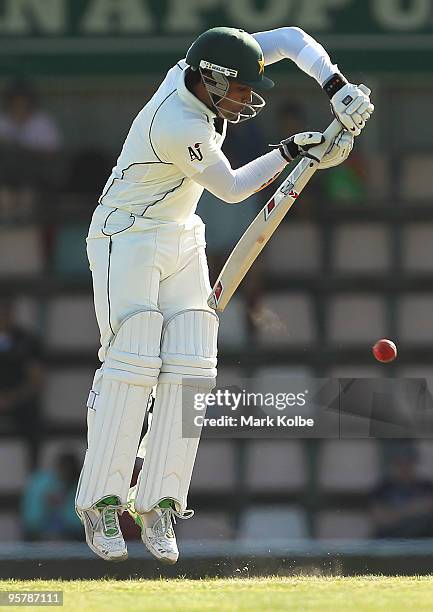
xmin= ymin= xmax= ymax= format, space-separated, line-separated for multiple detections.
xmin=2 ymin=576 xmax=433 ymax=611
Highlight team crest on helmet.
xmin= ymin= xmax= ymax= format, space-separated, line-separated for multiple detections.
xmin=258 ymin=57 xmax=265 ymax=75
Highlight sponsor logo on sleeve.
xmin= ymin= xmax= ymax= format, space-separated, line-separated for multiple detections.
xmin=188 ymin=142 xmax=203 ymax=162
xmin=254 ymin=170 xmax=282 ymax=194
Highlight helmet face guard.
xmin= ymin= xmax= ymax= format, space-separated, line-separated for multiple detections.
xmin=198 ymin=60 xmax=265 ymax=124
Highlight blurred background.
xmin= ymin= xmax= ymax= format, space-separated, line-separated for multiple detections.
xmin=1 ymin=0 xmax=433 ymax=577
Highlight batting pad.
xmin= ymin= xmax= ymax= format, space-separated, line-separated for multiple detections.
xmin=134 ymin=309 xmax=218 ymax=513
xmin=75 ymin=309 xmax=163 ymax=510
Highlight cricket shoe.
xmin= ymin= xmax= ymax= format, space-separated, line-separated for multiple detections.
xmin=127 ymin=484 xmax=194 ymax=565
xmin=78 ymin=495 xmax=128 ymax=562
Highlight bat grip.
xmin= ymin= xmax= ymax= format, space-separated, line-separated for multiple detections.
xmin=309 ymin=119 xmax=344 ymax=161
xmin=323 ymin=118 xmax=344 ymax=139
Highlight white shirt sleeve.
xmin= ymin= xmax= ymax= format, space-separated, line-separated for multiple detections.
xmin=252 ymin=27 xmax=340 ymax=86
xmin=192 ymin=148 xmax=287 ymax=204
xmin=156 ymin=119 xmax=223 ymax=177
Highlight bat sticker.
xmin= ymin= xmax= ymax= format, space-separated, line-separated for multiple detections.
xmin=209 ymin=280 xmax=224 ymax=308
xmin=264 ymin=198 xmax=276 ymax=220
xmin=280 ymin=181 xmax=295 ymax=196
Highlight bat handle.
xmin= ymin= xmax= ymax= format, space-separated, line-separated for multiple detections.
xmin=306 ymin=118 xmax=344 ymax=161
xmin=324 ymin=118 xmax=344 ymax=140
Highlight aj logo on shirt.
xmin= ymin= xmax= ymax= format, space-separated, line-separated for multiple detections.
xmin=188 ymin=142 xmax=203 ymax=162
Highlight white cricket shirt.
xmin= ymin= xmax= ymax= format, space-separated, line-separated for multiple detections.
xmin=99 ymin=59 xmax=226 ymax=223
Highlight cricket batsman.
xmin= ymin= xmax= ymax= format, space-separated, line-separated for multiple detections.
xmin=75 ymin=26 xmax=374 ymax=564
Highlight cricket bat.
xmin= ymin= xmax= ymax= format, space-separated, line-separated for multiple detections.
xmin=207 ymin=119 xmax=343 ymax=312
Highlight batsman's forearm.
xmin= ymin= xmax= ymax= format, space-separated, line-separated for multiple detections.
xmin=193 ymin=149 xmax=287 ymax=204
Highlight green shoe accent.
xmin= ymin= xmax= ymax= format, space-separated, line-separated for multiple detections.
xmin=95 ymin=496 xmax=121 ymax=537
xmin=133 ymin=513 xmax=144 ymax=530
xmin=127 ymin=495 xmax=175 ymax=531
xmin=126 ymin=493 xmax=144 ymax=530
xmin=96 ymin=496 xmax=119 ymax=507
xmin=159 ymin=499 xmax=175 ymax=509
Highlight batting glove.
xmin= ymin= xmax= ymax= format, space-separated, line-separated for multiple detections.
xmin=277 ymin=131 xmax=325 ymax=163
xmin=324 ymin=75 xmax=374 ymax=137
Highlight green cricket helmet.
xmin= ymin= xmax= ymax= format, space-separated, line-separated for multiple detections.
xmin=185 ymin=27 xmax=274 ymax=123
xmin=186 ymin=27 xmax=274 ymax=91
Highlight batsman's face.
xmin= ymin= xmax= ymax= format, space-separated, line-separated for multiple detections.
xmin=219 ymin=81 xmax=252 ymax=115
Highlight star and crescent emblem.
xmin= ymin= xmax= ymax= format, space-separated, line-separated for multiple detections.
xmin=258 ymin=57 xmax=265 ymax=75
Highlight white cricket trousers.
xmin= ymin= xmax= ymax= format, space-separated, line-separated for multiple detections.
xmin=87 ymin=204 xmax=214 ymax=363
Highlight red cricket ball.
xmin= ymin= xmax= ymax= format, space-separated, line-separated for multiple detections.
xmin=372 ymin=338 xmax=397 ymax=363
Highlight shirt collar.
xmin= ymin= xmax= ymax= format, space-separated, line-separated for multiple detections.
xmin=177 ymin=66 xmax=217 ymax=121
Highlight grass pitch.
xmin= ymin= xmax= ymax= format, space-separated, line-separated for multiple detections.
xmin=2 ymin=576 xmax=433 ymax=611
